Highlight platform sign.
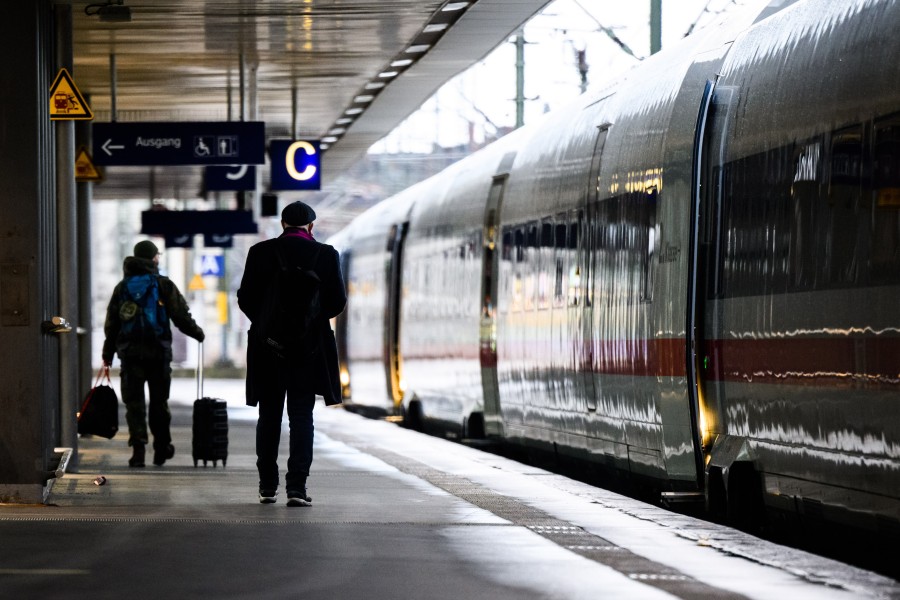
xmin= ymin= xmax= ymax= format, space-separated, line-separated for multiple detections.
xmin=205 ymin=164 xmax=256 ymax=191
xmin=49 ymin=68 xmax=93 ymax=121
xmin=270 ymin=139 xmax=321 ymax=190
xmin=200 ymin=255 xmax=225 ymax=277
xmin=93 ymin=121 xmax=265 ymax=166
xmin=75 ymin=146 xmax=102 ymax=182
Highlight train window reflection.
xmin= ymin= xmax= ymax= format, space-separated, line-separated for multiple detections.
xmin=541 ymin=222 xmax=553 ymax=248
xmin=872 ymin=119 xmax=900 ymax=282
xmin=515 ymin=227 xmax=525 ymax=262
xmin=555 ymin=223 xmax=567 ymax=249
xmin=502 ymin=230 xmax=512 ymax=261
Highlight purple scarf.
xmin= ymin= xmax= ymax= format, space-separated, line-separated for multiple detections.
xmin=281 ymin=227 xmax=314 ymax=241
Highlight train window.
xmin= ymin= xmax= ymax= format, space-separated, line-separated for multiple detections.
xmin=501 ymin=229 xmax=512 ymax=261
xmin=554 ymin=258 xmax=564 ymax=304
xmin=515 ymin=227 xmax=525 ymax=262
xmin=871 ymin=119 xmax=900 ymax=283
xmin=568 ymin=222 xmax=578 ymax=249
xmin=555 ymin=223 xmax=567 ymax=249
xmin=541 ymin=222 xmax=553 ymax=248
xmin=527 ymin=223 xmax=538 ymax=248
xmin=828 ymin=128 xmax=863 ymax=284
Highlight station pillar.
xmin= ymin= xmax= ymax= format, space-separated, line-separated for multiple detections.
xmin=0 ymin=1 xmax=65 ymax=502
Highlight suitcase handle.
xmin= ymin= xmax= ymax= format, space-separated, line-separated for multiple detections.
xmin=197 ymin=340 xmax=204 ymax=399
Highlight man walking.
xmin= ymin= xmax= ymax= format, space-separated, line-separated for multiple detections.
xmin=238 ymin=201 xmax=346 ymax=506
xmin=102 ymin=240 xmax=205 ymax=467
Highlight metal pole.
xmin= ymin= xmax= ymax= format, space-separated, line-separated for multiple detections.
xmin=109 ymin=53 xmax=117 ymax=122
xmin=291 ymin=82 xmax=298 ymax=139
xmin=76 ymin=107 xmax=93 ymax=456
xmin=515 ymin=32 xmax=525 ymax=129
xmin=55 ymin=3 xmax=79 ymax=464
xmin=650 ymin=0 xmax=662 ymax=55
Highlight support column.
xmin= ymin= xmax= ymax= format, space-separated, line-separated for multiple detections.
xmin=0 ymin=0 xmax=62 ymax=503
xmin=56 ymin=2 xmax=79 ymax=467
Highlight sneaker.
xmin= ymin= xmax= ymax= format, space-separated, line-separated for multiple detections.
xmin=259 ymin=489 xmax=278 ymax=504
xmin=153 ymin=444 xmax=175 ymax=466
xmin=286 ymin=489 xmax=312 ymax=507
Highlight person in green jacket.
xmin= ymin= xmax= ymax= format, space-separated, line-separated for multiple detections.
xmin=102 ymin=240 xmax=205 ymax=467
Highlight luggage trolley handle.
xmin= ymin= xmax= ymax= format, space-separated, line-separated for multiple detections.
xmin=197 ymin=340 xmax=204 ymax=399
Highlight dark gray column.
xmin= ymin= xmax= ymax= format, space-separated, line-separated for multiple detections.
xmin=0 ymin=0 xmax=63 ymax=502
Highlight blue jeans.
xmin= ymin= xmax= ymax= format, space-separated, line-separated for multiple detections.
xmin=255 ymin=355 xmax=316 ymax=492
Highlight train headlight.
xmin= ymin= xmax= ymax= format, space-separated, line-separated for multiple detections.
xmin=340 ymin=369 xmax=350 ymax=386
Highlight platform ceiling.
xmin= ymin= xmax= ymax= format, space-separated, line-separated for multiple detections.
xmin=71 ymin=0 xmax=551 ymax=206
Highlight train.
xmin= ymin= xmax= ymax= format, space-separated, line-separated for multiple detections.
xmin=327 ymin=0 xmax=900 ymax=556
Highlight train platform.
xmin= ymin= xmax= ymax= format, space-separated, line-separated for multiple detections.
xmin=1 ymin=378 xmax=897 ymax=600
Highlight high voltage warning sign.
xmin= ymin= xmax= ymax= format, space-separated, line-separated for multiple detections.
xmin=49 ymin=68 xmax=93 ymax=120
xmin=75 ymin=146 xmax=102 ymax=182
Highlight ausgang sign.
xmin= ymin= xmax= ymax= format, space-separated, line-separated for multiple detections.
xmin=92 ymin=121 xmax=265 ymax=166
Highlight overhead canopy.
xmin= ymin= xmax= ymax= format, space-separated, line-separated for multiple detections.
xmin=72 ymin=0 xmax=552 ymax=205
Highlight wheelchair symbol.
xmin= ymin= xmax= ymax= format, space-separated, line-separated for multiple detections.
xmin=194 ymin=136 xmax=215 ymax=157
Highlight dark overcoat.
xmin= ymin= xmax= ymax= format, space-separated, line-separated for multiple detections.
xmin=237 ymin=231 xmax=347 ymax=406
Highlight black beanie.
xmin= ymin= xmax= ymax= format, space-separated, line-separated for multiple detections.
xmin=134 ymin=240 xmax=160 ymax=259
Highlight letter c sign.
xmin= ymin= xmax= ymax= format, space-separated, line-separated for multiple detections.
xmin=270 ymin=139 xmax=322 ymax=190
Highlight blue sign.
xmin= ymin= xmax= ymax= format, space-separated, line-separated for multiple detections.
xmin=270 ymin=139 xmax=321 ymax=190
xmin=205 ymin=165 xmax=256 ymax=191
xmin=200 ymin=255 xmax=225 ymax=277
xmin=93 ymin=121 xmax=265 ymax=166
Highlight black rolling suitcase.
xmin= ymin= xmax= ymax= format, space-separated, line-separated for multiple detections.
xmin=192 ymin=342 xmax=229 ymax=467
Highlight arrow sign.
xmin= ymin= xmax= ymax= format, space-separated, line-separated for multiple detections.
xmin=101 ymin=139 xmax=125 ymax=156
xmin=93 ymin=121 xmax=265 ymax=166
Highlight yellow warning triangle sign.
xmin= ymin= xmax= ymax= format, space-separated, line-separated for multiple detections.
xmin=49 ymin=68 xmax=93 ymax=121
xmin=75 ymin=146 xmax=102 ymax=182
xmin=189 ymin=274 xmax=206 ymax=291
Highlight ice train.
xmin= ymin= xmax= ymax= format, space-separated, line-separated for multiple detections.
xmin=328 ymin=0 xmax=900 ymax=550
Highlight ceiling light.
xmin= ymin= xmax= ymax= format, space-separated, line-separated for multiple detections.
xmin=320 ymin=143 xmax=330 ymax=150
xmin=335 ymin=117 xmax=353 ymax=125
xmin=364 ymin=81 xmax=386 ymax=90
xmin=423 ymin=23 xmax=448 ymax=33
xmin=328 ymin=128 xmax=346 ymax=135
xmin=322 ymin=136 xmax=338 ymax=143
xmin=391 ymin=59 xmax=413 ymax=68
xmin=406 ymin=44 xmax=431 ymax=53
xmin=354 ymin=95 xmax=374 ymax=103
xmin=378 ymin=71 xmax=399 ymax=79
xmin=441 ymin=2 xmax=469 ymax=11
xmin=345 ymin=108 xmax=363 ymax=115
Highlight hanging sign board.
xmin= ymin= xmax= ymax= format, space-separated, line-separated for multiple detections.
xmin=269 ymin=139 xmax=321 ymax=190
xmin=93 ymin=121 xmax=265 ymax=166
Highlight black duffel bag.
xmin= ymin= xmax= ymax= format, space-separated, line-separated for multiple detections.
xmin=78 ymin=366 xmax=119 ymax=439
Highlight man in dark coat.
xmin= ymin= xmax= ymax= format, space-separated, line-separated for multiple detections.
xmin=102 ymin=240 xmax=205 ymax=468
xmin=237 ymin=201 xmax=346 ymax=506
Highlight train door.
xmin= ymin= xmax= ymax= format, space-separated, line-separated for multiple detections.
xmin=384 ymin=222 xmax=409 ymax=414
xmin=480 ymin=175 xmax=507 ymax=435
xmin=581 ymin=126 xmax=608 ymax=411
xmin=687 ymin=79 xmax=726 ymax=474
xmin=335 ymin=249 xmax=352 ymax=400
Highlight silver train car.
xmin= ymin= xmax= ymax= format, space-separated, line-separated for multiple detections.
xmin=329 ymin=0 xmax=900 ymax=550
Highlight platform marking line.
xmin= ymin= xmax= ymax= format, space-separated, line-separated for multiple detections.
xmin=328 ymin=438 xmax=752 ymax=600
